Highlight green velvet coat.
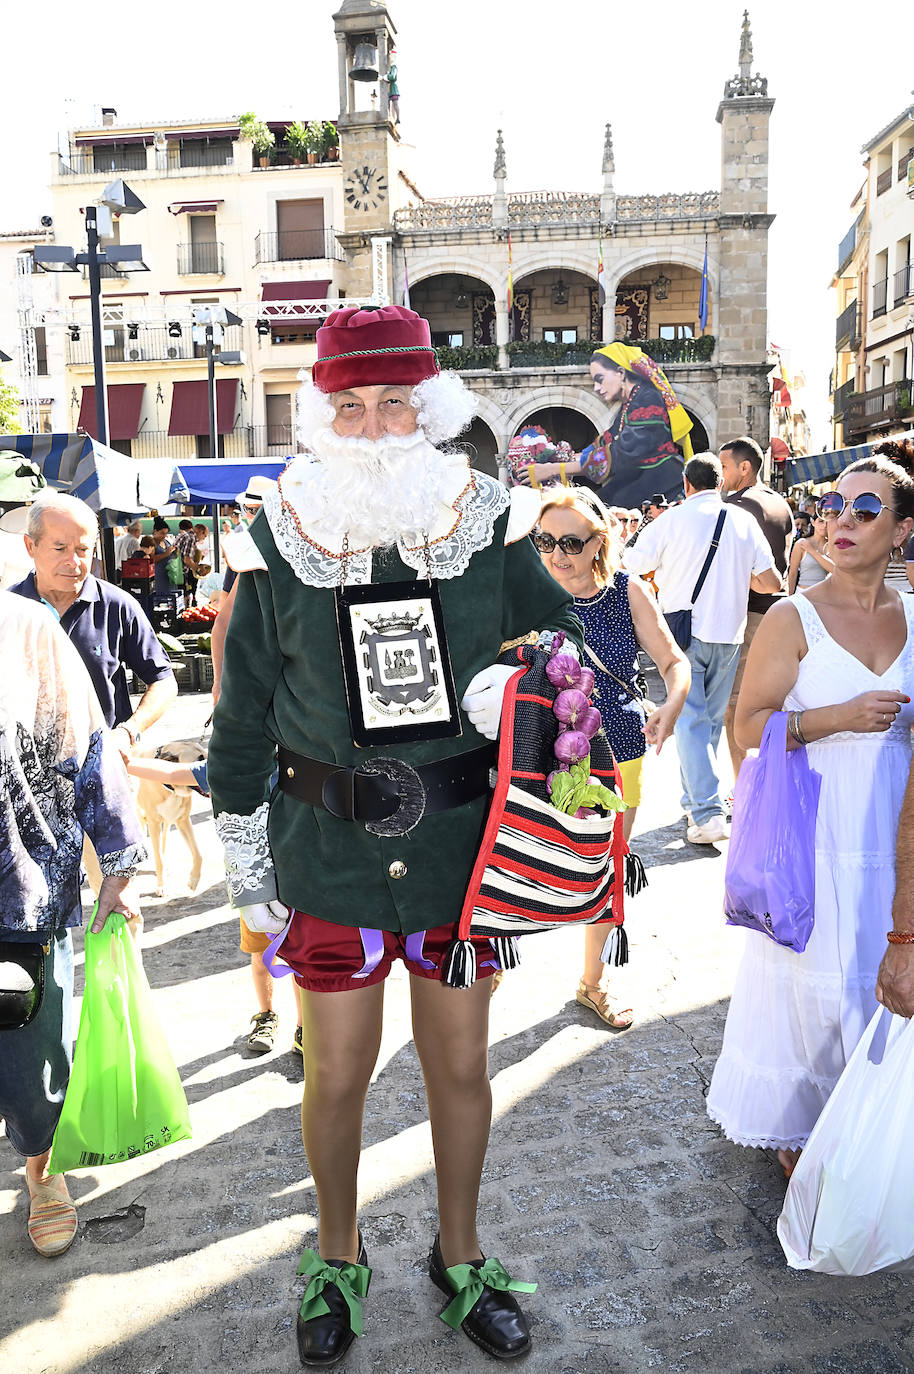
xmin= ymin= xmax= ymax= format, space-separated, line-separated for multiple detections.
xmin=208 ymin=497 xmax=581 ymax=935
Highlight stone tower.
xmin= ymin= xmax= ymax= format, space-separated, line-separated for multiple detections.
xmin=715 ymin=10 xmax=775 ymax=444
xmin=333 ymin=0 xmax=400 ymax=298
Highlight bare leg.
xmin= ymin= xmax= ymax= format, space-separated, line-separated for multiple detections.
xmin=299 ymin=982 xmax=385 ymax=1261
xmin=26 ymin=1149 xmax=53 ymax=1187
xmin=410 ymin=974 xmax=492 ymax=1267
xmin=251 ymin=952 xmax=274 ymax=1014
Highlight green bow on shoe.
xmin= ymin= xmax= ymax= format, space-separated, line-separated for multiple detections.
xmin=439 ymin=1257 xmax=537 ymax=1330
xmin=296 ymin=1249 xmax=372 ymax=1336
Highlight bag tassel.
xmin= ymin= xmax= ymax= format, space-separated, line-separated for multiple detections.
xmin=625 ymin=852 xmax=648 ymax=896
xmin=489 ymin=936 xmax=520 ymax=972
xmin=600 ymin=924 xmax=629 ymax=968
xmin=442 ymin=938 xmax=477 ymax=989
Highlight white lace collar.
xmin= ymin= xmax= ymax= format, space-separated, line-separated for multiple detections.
xmin=263 ymin=453 xmax=509 ymax=588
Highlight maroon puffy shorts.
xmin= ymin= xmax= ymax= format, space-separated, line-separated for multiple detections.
xmin=280 ymin=911 xmax=501 ymax=993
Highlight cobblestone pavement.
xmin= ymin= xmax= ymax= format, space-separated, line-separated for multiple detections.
xmin=2 ymin=692 xmax=912 ymax=1374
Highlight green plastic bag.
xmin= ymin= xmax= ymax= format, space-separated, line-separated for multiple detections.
xmin=49 ymin=913 xmax=191 ymax=1172
xmin=165 ymin=552 xmax=185 ymax=587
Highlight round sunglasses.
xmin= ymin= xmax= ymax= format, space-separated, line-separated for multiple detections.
xmin=532 ymin=531 xmax=596 ymax=556
xmin=815 ymin=491 xmax=900 ymax=524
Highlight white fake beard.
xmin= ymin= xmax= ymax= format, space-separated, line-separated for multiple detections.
xmin=301 ymin=427 xmax=456 ymax=549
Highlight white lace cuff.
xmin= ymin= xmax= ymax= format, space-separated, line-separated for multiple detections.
xmin=98 ymin=842 xmax=147 ymax=877
xmin=215 ymin=802 xmax=278 ymax=906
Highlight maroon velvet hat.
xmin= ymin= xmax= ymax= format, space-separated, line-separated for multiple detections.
xmin=311 ymin=305 xmax=440 ymax=394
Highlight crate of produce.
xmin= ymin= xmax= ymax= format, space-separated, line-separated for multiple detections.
xmin=133 ymin=656 xmax=199 ymax=695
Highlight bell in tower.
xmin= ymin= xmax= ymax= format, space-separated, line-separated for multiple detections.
xmin=333 ymin=0 xmax=397 ymax=122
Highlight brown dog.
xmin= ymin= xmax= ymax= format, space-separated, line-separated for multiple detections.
xmin=133 ymin=741 xmax=206 ymax=897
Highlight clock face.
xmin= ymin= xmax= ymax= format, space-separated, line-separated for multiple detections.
xmin=344 ymin=164 xmax=388 ymax=211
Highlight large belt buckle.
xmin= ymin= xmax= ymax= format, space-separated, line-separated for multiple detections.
xmin=359 ymin=757 xmax=426 ymax=837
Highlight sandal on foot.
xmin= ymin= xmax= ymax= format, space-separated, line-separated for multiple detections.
xmin=778 ymin=1147 xmax=801 ymax=1180
xmin=576 ymin=981 xmax=634 ymax=1031
xmin=27 ymin=1175 xmax=77 ymax=1257
xmin=429 ymin=1233 xmax=535 ymax=1360
xmin=296 ymin=1233 xmax=370 ymax=1367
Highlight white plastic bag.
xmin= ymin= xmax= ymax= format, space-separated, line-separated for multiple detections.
xmin=777 ymin=1007 xmax=914 ymax=1275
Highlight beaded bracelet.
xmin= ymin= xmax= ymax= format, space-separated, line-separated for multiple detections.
xmin=886 ymin=930 xmax=914 ymax=945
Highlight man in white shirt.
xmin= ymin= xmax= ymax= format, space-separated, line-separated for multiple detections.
xmin=114 ymin=520 xmax=142 ymax=574
xmin=624 ymin=453 xmax=779 ymax=844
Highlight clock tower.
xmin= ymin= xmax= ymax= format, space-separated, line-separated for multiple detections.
xmin=333 ymin=0 xmax=401 ymax=298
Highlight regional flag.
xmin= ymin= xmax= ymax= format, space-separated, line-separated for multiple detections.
xmin=403 ymin=253 xmax=411 ymax=310
xmin=698 ymin=240 xmax=709 ymax=333
xmin=597 ymin=225 xmax=606 ymax=307
xmin=507 ymin=232 xmax=514 ymax=341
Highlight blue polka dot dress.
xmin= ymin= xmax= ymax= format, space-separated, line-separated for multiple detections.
xmin=573 ymin=571 xmax=646 ymax=764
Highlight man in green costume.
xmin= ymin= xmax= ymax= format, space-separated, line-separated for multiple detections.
xmin=208 ymin=305 xmax=580 ymax=1366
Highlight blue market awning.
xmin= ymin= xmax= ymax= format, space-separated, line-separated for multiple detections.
xmin=785 ymin=430 xmax=914 ymax=488
xmin=174 ymin=459 xmax=287 ymax=504
xmin=0 ymin=433 xmax=187 ymax=516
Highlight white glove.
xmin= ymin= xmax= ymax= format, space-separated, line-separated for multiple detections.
xmin=461 ymin=665 xmax=517 ymax=741
xmin=239 ymin=900 xmax=290 ymax=936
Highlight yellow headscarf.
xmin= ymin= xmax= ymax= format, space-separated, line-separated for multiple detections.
xmin=594 ymin=343 xmax=694 ymax=459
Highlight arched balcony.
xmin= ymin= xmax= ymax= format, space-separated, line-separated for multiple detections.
xmin=612 ymin=262 xmax=714 ymax=362
xmin=507 ymin=268 xmax=600 ymax=367
xmin=407 ymin=273 xmax=499 ymax=370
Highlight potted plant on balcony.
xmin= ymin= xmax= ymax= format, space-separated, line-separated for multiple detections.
xmin=304 ymin=120 xmax=324 ymax=165
xmin=322 ymin=121 xmax=339 ymax=161
xmin=286 ymin=121 xmax=309 ymax=166
xmin=238 ymin=112 xmax=275 ymax=168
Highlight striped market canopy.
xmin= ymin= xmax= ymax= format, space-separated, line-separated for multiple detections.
xmin=0 ymin=433 xmax=187 ymax=519
xmin=786 ymin=430 xmax=914 ymax=488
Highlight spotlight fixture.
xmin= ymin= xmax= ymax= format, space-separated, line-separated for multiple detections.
xmin=167 ymin=320 xmax=182 ymax=338
xmin=256 ymin=318 xmax=271 ymax=336
xmin=68 ymin=324 xmax=81 ymax=342
xmin=126 ymin=322 xmax=140 ymax=341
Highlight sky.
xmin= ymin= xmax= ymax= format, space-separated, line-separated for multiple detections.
xmin=3 ymin=0 xmax=914 ymax=448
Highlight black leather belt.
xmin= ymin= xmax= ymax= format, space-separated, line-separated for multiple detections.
xmin=277 ymin=744 xmax=495 ymax=837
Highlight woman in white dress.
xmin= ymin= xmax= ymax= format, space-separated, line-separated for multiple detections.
xmin=707 ymin=457 xmax=914 ymax=1178
xmin=787 ymin=514 xmax=832 ymax=592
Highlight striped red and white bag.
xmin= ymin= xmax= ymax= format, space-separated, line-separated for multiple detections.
xmin=444 ymin=642 xmax=643 ymax=988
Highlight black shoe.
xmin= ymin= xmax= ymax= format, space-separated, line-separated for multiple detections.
xmin=296 ymin=1235 xmax=370 ymax=1368
xmin=428 ymin=1233 xmax=532 ymax=1360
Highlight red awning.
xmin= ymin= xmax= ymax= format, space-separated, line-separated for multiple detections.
xmin=167 ymin=379 xmax=239 ymax=436
xmin=769 ymin=436 xmax=791 ymax=463
xmin=77 ymin=384 xmax=145 ymax=440
xmin=168 ymin=200 xmax=224 ymax=215
xmin=261 ymin=279 xmax=331 ymax=320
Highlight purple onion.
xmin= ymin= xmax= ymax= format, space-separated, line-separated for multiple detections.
xmin=546 ymin=654 xmax=581 ymax=690
xmin=577 ymin=706 xmax=602 ymax=740
xmin=577 ymin=667 xmax=596 ymax=698
xmin=553 ymin=688 xmax=589 ymax=727
xmin=575 ymin=807 xmax=597 ymax=819
xmin=553 ymin=730 xmax=590 ymax=764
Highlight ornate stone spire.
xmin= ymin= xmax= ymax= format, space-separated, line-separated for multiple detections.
xmin=739 ymin=10 xmax=752 ymax=80
xmin=724 ymin=10 xmax=767 ymax=97
xmin=493 ymin=128 xmax=506 ymax=179
xmin=602 ymin=122 xmax=614 ymax=174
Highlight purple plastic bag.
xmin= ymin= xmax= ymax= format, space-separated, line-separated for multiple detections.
xmin=724 ymin=711 xmax=822 ymax=952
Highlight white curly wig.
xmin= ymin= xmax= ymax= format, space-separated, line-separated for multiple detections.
xmin=296 ymin=369 xmax=476 ymax=452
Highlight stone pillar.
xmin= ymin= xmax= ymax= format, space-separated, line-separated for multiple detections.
xmin=493 ymin=130 xmax=507 ymax=231
xmin=377 ymin=27 xmax=389 ymax=123
xmin=336 ymin=35 xmax=349 ymax=118
xmin=495 ymin=300 xmax=509 ymax=371
xmin=715 ymin=12 xmax=775 ymax=445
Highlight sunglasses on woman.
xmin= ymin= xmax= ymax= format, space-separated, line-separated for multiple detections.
xmin=815 ymin=491 xmax=900 ymax=523
xmin=532 ymin=531 xmax=596 ymax=556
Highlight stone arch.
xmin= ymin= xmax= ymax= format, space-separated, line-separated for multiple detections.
xmin=511 ymin=252 xmax=599 ymax=290
xmin=501 ymin=383 xmax=606 ymax=440
xmin=607 ymin=244 xmax=709 ymax=302
xmin=400 ymin=258 xmax=501 ymax=296
xmin=462 ymin=388 xmax=510 ymax=450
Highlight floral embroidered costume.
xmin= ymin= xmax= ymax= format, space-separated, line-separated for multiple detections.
xmin=581 ymin=342 xmax=694 ymax=508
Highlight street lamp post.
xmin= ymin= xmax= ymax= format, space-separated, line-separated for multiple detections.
xmin=192 ymin=305 xmax=244 ymax=572
xmin=33 ymin=181 xmax=148 ymax=576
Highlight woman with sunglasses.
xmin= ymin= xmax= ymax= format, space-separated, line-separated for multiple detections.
xmin=707 ymin=457 xmax=914 ymax=1178
xmin=535 ymin=488 xmax=690 ymax=1028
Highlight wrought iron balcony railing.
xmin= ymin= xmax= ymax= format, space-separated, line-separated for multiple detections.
xmin=254 ymin=228 xmax=343 ymax=263
xmin=835 ymin=299 xmax=859 ymax=350
xmin=177 ymin=242 xmax=225 ymax=275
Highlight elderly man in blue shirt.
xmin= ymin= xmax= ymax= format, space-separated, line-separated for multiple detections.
xmin=11 ymin=494 xmax=177 ymax=761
